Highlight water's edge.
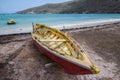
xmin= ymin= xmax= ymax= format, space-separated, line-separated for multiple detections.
xmin=0 ymin=19 xmax=120 ymax=36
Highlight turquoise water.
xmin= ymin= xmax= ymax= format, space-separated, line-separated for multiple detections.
xmin=0 ymin=14 xmax=120 ymax=35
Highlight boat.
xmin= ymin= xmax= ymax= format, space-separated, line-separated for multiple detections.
xmin=31 ymin=24 xmax=100 ymax=75
xmin=7 ymin=19 xmax=16 ymax=24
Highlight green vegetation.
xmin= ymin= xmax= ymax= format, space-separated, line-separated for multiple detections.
xmin=17 ymin=0 xmax=120 ymax=14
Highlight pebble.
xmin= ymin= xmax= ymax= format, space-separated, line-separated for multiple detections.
xmin=8 ymin=61 xmax=15 ymax=65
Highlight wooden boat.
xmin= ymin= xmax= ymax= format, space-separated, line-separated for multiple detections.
xmin=31 ymin=24 xmax=100 ymax=75
xmin=7 ymin=19 xmax=16 ymax=24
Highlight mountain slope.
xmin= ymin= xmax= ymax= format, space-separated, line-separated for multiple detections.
xmin=17 ymin=0 xmax=120 ymax=14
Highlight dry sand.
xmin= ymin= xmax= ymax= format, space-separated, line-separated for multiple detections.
xmin=0 ymin=22 xmax=120 ymax=80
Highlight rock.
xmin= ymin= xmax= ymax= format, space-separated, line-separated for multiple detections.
xmin=44 ymin=63 xmax=57 ymax=69
xmin=8 ymin=61 xmax=14 ymax=65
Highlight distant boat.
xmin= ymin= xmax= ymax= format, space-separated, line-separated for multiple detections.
xmin=7 ymin=19 xmax=16 ymax=24
xmin=31 ymin=24 xmax=100 ymax=75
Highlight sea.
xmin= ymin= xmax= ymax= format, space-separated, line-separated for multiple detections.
xmin=0 ymin=14 xmax=120 ymax=35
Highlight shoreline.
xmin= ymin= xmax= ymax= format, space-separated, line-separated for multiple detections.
xmin=0 ymin=21 xmax=120 ymax=44
xmin=0 ymin=19 xmax=120 ymax=35
xmin=54 ymin=19 xmax=120 ymax=29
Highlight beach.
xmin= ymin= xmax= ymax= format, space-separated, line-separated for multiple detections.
xmin=0 ymin=22 xmax=120 ymax=80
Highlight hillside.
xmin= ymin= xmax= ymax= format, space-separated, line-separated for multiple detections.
xmin=17 ymin=0 xmax=120 ymax=14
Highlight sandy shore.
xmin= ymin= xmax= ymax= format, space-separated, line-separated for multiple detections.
xmin=0 ymin=22 xmax=120 ymax=80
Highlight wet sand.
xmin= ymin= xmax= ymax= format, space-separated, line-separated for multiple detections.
xmin=0 ymin=22 xmax=120 ymax=80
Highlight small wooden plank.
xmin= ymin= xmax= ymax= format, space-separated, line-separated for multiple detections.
xmin=39 ymin=39 xmax=66 ymax=42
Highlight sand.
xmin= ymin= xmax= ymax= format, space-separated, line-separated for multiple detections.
xmin=0 ymin=22 xmax=120 ymax=80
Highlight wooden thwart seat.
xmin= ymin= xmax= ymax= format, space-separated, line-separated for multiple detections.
xmin=39 ymin=39 xmax=67 ymax=42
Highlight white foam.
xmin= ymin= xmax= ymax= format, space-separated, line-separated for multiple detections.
xmin=0 ymin=27 xmax=33 ymax=35
xmin=52 ymin=19 xmax=120 ymax=30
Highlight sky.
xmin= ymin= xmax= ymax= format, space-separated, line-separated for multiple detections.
xmin=0 ymin=0 xmax=71 ymax=13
